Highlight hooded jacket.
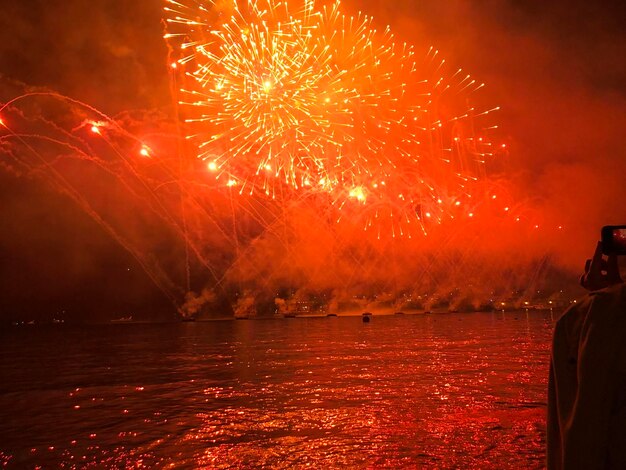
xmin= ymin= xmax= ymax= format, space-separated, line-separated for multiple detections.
xmin=547 ymin=283 xmax=626 ymax=469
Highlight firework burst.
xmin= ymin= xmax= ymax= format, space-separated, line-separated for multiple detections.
xmin=168 ymin=0 xmax=502 ymax=237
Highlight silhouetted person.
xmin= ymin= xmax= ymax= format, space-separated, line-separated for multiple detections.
xmin=547 ymin=242 xmax=626 ymax=469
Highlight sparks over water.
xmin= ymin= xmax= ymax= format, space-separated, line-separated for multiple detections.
xmin=164 ymin=0 xmax=504 ymax=238
xmin=0 ymin=2 xmax=566 ymax=318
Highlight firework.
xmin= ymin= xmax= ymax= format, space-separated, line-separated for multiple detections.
xmin=164 ymin=0 xmax=502 ymax=237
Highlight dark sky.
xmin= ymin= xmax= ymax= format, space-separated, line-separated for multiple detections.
xmin=1 ymin=0 xmax=626 ymax=322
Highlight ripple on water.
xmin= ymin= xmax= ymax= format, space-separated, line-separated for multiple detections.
xmin=0 ymin=311 xmax=552 ymax=468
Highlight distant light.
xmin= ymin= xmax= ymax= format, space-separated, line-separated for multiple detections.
xmin=171 ymin=62 xmax=178 ymax=69
xmin=504 ymin=207 xmax=509 ymax=212
xmin=263 ymin=80 xmax=272 ymax=92
xmin=491 ymin=195 xmax=497 ymax=200
xmin=227 ymin=179 xmax=237 ymax=187
xmin=349 ymin=186 xmax=367 ymax=202
xmin=90 ymin=124 xmax=101 ymax=134
xmin=207 ymin=161 xmax=218 ymax=171
xmin=468 ymin=212 xmax=474 ymax=217
xmin=139 ymin=146 xmax=151 ymax=157
xmin=455 ymin=201 xmax=461 ymax=206
xmin=425 ymin=212 xmax=431 ymax=218
xmin=501 ymin=143 xmax=507 ymax=149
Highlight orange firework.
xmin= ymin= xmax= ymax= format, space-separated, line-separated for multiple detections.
xmin=164 ymin=0 xmax=502 ymax=237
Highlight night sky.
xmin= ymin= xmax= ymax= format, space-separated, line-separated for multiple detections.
xmin=1 ymin=0 xmax=626 ymax=322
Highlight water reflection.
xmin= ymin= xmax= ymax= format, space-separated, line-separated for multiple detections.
xmin=0 ymin=312 xmax=551 ymax=468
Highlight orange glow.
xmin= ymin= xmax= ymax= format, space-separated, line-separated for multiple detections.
xmin=349 ymin=186 xmax=367 ymax=203
xmin=0 ymin=0 xmax=585 ymax=336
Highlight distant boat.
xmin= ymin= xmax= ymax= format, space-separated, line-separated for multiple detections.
xmin=233 ymin=296 xmax=256 ymax=319
xmin=111 ymin=316 xmax=133 ymax=323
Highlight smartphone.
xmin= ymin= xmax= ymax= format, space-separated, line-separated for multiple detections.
xmin=601 ymin=225 xmax=626 ymax=255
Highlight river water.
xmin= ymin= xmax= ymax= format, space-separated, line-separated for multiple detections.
xmin=0 ymin=311 xmax=554 ymax=469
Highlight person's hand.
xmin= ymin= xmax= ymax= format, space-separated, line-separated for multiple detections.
xmin=580 ymin=241 xmax=623 ymax=291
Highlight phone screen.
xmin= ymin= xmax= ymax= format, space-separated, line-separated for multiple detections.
xmin=602 ymin=225 xmax=626 ymax=255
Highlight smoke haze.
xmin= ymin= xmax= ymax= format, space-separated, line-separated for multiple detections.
xmin=1 ymin=0 xmax=625 ymax=321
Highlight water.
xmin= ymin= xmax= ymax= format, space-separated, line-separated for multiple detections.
xmin=0 ymin=311 xmax=554 ymax=469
